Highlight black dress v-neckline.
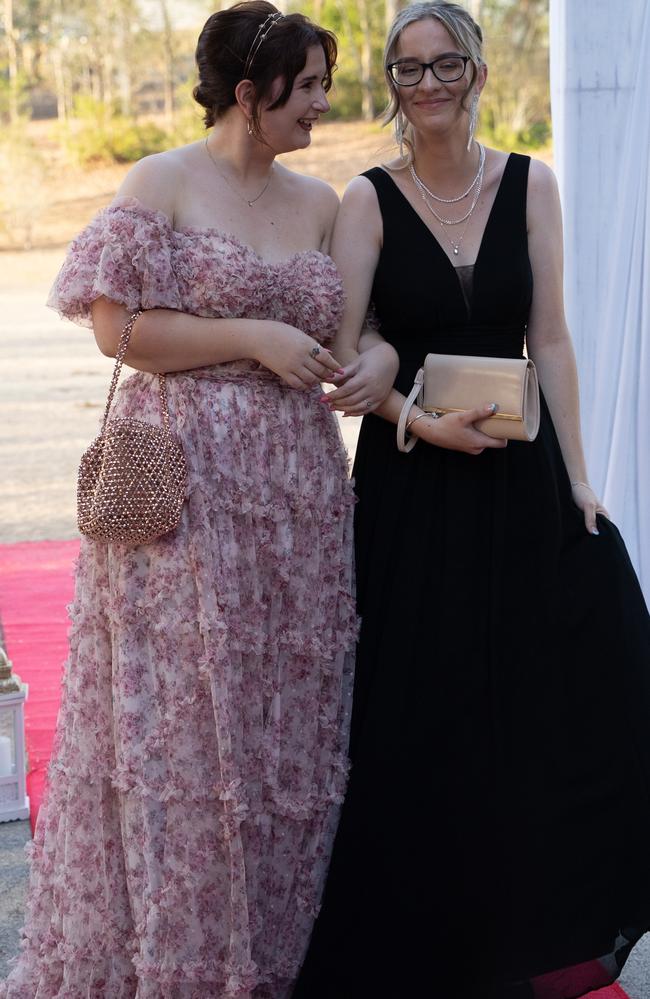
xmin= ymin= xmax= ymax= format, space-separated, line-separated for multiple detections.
xmin=377 ymin=153 xmax=513 ymax=316
xmin=358 ymin=153 xmax=533 ymax=369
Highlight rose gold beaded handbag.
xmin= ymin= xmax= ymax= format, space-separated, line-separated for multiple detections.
xmin=77 ymin=310 xmax=187 ymax=546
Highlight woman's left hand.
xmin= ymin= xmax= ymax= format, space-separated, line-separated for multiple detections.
xmin=323 ymin=344 xmax=400 ymax=415
xmin=571 ymin=481 xmax=610 ymax=535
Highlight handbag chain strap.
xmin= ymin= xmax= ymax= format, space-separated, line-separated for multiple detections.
xmin=100 ymin=310 xmax=170 ymax=434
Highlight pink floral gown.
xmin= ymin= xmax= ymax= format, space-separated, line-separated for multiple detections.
xmin=0 ymin=197 xmax=357 ymax=999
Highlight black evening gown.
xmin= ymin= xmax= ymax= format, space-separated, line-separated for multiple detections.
xmin=293 ymin=154 xmax=650 ymax=999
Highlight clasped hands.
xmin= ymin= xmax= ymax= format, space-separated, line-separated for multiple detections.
xmin=322 ymin=346 xmax=509 ymax=457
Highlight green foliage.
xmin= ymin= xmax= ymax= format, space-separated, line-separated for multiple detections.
xmin=107 ymin=121 xmax=169 ymax=162
xmin=0 ymin=69 xmax=32 ymax=121
xmin=479 ymin=0 xmax=551 ymax=152
xmin=168 ymin=79 xmax=206 ymax=147
xmin=0 ymin=126 xmax=50 ymax=247
xmin=56 ymin=97 xmax=169 ymax=164
xmin=3 ymin=0 xmax=552 ymax=158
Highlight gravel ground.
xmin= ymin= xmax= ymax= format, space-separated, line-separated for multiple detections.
xmin=0 ymin=820 xmax=31 ymax=980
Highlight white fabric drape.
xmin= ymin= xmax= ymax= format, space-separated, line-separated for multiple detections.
xmin=549 ymin=0 xmax=650 ymax=599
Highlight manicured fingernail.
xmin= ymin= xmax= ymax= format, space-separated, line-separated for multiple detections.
xmin=591 ymin=528 xmax=600 ymax=536
xmin=336 ymin=369 xmax=345 ymax=375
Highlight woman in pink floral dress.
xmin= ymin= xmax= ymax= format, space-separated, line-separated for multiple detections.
xmin=0 ymin=4 xmax=383 ymax=997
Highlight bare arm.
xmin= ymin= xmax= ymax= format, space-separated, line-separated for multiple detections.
xmin=525 ymin=160 xmax=586 ymax=481
xmin=525 ymin=159 xmax=605 ymax=532
xmin=330 ymin=177 xmax=383 ymax=365
xmin=326 ymin=175 xmax=505 ymax=453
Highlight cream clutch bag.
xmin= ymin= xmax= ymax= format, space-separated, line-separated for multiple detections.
xmin=397 ymin=353 xmax=540 ymax=452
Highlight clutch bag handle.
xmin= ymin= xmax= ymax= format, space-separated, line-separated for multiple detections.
xmin=100 ymin=310 xmax=169 ymax=434
xmin=396 ymin=367 xmax=425 ymax=453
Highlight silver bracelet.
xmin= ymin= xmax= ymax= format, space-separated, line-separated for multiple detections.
xmin=406 ymin=411 xmax=441 ymax=432
xmin=570 ymin=480 xmax=593 ymax=491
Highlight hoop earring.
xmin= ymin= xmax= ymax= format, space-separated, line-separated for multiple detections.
xmin=467 ymin=92 xmax=479 ymax=151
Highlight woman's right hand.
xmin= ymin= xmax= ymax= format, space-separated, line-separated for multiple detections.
xmin=251 ymin=322 xmax=344 ymax=389
xmin=416 ymin=404 xmax=509 ymax=455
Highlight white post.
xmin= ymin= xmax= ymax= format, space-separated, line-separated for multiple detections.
xmin=549 ymin=0 xmax=650 ymax=596
xmin=0 ymin=648 xmax=30 ymax=823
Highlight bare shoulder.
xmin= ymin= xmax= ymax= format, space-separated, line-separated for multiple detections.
xmin=278 ymin=166 xmax=339 ymax=224
xmin=340 ymin=173 xmax=381 ymax=211
xmin=334 ymin=175 xmax=383 ymax=251
xmin=524 ymin=157 xmax=561 ymax=235
xmin=527 ymin=157 xmax=559 ymax=200
xmin=115 ymin=142 xmax=200 ymax=220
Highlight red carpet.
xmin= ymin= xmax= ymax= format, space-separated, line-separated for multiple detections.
xmin=0 ymin=539 xmax=80 ymax=832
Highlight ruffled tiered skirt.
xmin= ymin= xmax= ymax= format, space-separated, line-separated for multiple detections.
xmin=1 ymin=367 xmax=357 ymax=999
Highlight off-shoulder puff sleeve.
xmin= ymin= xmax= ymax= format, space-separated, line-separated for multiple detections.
xmin=47 ymin=196 xmax=183 ymax=328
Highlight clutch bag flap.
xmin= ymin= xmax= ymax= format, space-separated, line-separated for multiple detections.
xmin=421 ymin=353 xmax=539 ymax=441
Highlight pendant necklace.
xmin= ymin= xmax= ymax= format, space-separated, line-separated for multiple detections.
xmin=204 ymin=138 xmax=273 ymax=207
xmin=411 ymin=156 xmax=485 ymax=258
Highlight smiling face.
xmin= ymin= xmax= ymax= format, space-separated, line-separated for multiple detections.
xmin=393 ymin=18 xmax=485 ymax=139
xmin=259 ymin=44 xmax=331 ymax=153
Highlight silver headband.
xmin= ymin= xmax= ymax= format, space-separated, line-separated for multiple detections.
xmin=243 ymin=12 xmax=285 ymax=80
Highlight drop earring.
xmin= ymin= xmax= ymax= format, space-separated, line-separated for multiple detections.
xmin=395 ymin=109 xmax=406 ymax=159
xmin=247 ymin=118 xmax=254 ymax=137
xmin=467 ymin=92 xmax=479 ymax=151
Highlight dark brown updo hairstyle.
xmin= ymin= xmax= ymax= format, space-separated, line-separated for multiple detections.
xmin=193 ymin=1 xmax=338 ymax=139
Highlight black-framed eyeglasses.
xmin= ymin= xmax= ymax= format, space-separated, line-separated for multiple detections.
xmin=388 ymin=55 xmax=470 ymax=87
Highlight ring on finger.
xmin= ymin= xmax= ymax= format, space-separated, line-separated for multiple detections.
xmin=365 ymin=400 xmax=372 ymax=409
xmin=309 ymin=345 xmax=321 ymax=359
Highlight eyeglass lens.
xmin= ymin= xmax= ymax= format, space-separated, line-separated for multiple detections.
xmin=391 ymin=57 xmax=467 ymax=85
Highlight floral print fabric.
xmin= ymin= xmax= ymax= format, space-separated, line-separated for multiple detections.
xmin=1 ymin=199 xmax=356 ymax=999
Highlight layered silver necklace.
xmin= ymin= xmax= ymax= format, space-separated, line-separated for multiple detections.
xmin=409 ymin=143 xmax=485 ymax=257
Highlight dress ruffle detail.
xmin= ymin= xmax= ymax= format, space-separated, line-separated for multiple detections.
xmin=46 ymin=196 xmax=344 ymax=334
xmin=2 ymin=198 xmax=354 ymax=999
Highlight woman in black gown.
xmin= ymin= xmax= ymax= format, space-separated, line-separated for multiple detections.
xmin=293 ymin=3 xmax=650 ymax=998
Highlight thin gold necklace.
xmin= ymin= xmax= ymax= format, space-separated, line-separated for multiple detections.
xmin=204 ymin=138 xmax=273 ymax=208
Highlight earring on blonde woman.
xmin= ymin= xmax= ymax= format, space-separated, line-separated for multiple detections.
xmin=395 ymin=109 xmax=406 ymax=160
xmin=467 ymin=92 xmax=479 ymax=151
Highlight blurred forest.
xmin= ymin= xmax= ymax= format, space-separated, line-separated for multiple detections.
xmin=0 ymin=0 xmax=549 ymax=243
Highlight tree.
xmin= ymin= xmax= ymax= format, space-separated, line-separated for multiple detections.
xmin=159 ymin=0 xmax=175 ymax=123
xmin=385 ymin=0 xmax=409 ymax=36
xmin=3 ymin=0 xmax=19 ymax=122
xmin=480 ymin=0 xmax=550 ymax=146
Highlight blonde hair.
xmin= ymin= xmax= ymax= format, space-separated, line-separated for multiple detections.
xmin=383 ymin=2 xmax=484 ymax=158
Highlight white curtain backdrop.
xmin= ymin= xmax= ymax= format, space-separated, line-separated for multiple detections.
xmin=549 ymin=0 xmax=650 ymax=599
